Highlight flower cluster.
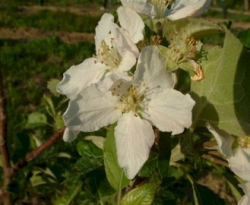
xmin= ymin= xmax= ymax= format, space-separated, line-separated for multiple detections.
xmin=57 ymin=0 xmax=212 ymax=179
xmin=207 ymin=124 xmax=250 ymax=205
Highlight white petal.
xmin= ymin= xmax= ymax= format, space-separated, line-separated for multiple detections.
xmin=117 ymin=6 xmax=144 ymax=43
xmin=239 ymin=182 xmax=250 ymax=205
xmin=63 ymin=85 xmax=122 ymax=132
xmin=167 ymin=0 xmax=212 ymax=20
xmin=120 ymin=0 xmax=155 ymax=17
xmin=112 ymin=28 xmax=138 ymax=75
xmin=108 ymin=79 xmax=132 ymax=96
xmin=118 ymin=50 xmax=137 ymax=72
xmin=57 ymin=58 xmax=106 ymax=99
xmin=229 ymin=148 xmax=250 ymax=181
xmin=114 ymin=28 xmax=139 ymax=58
xmin=95 ymin=13 xmax=118 ymax=50
xmin=239 ymin=195 xmax=250 ymax=205
xmin=97 ymin=72 xmax=132 ymax=92
xmin=115 ymin=112 xmax=155 ymax=179
xmin=135 ymin=46 xmax=175 ymax=92
xmin=142 ymin=89 xmax=195 ymax=135
xmin=206 ymin=123 xmax=234 ymax=158
xmin=206 ymin=124 xmax=250 ymax=181
xmin=63 ymin=127 xmax=79 ymax=142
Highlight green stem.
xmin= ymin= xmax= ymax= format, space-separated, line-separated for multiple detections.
xmin=186 ymin=174 xmax=200 ymax=205
xmin=116 ymin=172 xmax=124 ymax=205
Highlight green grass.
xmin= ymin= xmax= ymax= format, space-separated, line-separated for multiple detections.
xmin=0 ymin=36 xmax=95 ymax=144
xmin=0 ymin=7 xmax=101 ymax=32
xmin=0 ymin=33 xmax=96 ymax=202
xmin=1 ymin=0 xmax=101 ymax=7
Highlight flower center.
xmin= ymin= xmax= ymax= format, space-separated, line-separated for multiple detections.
xmin=235 ymin=135 xmax=250 ymax=148
xmin=112 ymin=81 xmax=146 ymax=113
xmin=149 ymin=0 xmax=174 ymax=18
xmin=96 ymin=39 xmax=121 ymax=71
xmin=168 ymin=30 xmax=199 ymax=63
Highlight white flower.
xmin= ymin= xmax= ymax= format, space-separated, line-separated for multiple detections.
xmin=239 ymin=182 xmax=250 ymax=205
xmin=207 ymin=124 xmax=250 ymax=205
xmin=63 ymin=46 xmax=195 ymax=179
xmin=121 ymin=0 xmax=212 ymax=20
xmin=117 ymin=6 xmax=145 ymax=44
xmin=207 ymin=123 xmax=250 ymax=181
xmin=57 ymin=13 xmax=142 ymax=99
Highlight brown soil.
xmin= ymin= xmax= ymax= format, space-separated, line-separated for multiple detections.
xmin=18 ymin=4 xmax=105 ymax=16
xmin=0 ymin=27 xmax=94 ymax=44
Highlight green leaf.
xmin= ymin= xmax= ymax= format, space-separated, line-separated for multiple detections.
xmin=25 ymin=112 xmax=47 ymax=129
xmin=138 ymin=152 xmax=158 ymax=178
xmin=237 ymin=29 xmax=250 ymax=48
xmin=104 ymin=124 xmax=130 ymax=191
xmin=195 ymin=183 xmax=226 ymax=205
xmin=157 ymin=45 xmax=179 ymax=71
xmin=191 ymin=28 xmax=250 ymax=136
xmin=157 ymin=132 xmax=171 ymax=178
xmin=54 ymin=179 xmax=83 ymax=205
xmin=84 ymin=135 xmax=105 ymax=150
xmin=54 ymin=113 xmax=64 ymax=130
xmin=74 ymin=157 xmax=103 ymax=176
xmin=121 ymin=182 xmax=159 ymax=205
xmin=43 ymin=94 xmax=56 ymax=118
xmin=98 ymin=178 xmax=116 ymax=198
xmin=186 ymin=174 xmax=200 ymax=205
xmin=77 ymin=141 xmax=103 ymax=158
xmin=224 ymin=172 xmax=244 ymax=202
xmin=164 ymin=18 xmax=222 ymax=40
xmin=47 ymin=79 xmax=60 ymax=97
xmin=139 ymin=132 xmax=171 ymax=178
xmin=75 ymin=141 xmax=103 ymax=176
xmin=186 ymin=174 xmax=227 ymax=205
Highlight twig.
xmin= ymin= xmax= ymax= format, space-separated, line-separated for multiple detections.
xmin=0 ymin=72 xmax=11 ymax=205
xmin=10 ymin=127 xmax=65 ymax=176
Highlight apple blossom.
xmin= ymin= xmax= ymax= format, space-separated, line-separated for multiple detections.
xmin=120 ymin=0 xmax=212 ymax=20
xmin=63 ymin=46 xmax=195 ymax=179
xmin=207 ymin=124 xmax=250 ymax=204
xmin=207 ymin=123 xmax=250 ymax=181
xmin=238 ymin=182 xmax=250 ymax=205
xmin=57 ymin=12 xmax=143 ymax=100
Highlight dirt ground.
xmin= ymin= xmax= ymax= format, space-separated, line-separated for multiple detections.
xmin=0 ymin=27 xmax=95 ymax=44
xmin=1 ymin=5 xmax=250 ymax=44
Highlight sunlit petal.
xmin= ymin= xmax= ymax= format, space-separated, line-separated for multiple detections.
xmin=117 ymin=6 xmax=144 ymax=43
xmin=166 ymin=0 xmax=212 ymax=20
xmin=63 ymin=85 xmax=122 ymax=132
xmin=142 ymin=89 xmax=195 ymax=135
xmin=115 ymin=111 xmax=155 ymax=179
xmin=135 ymin=46 xmax=175 ymax=92
xmin=62 ymin=127 xmax=79 ymax=142
xmin=57 ymin=58 xmax=106 ymax=99
xmin=229 ymin=148 xmax=250 ymax=181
